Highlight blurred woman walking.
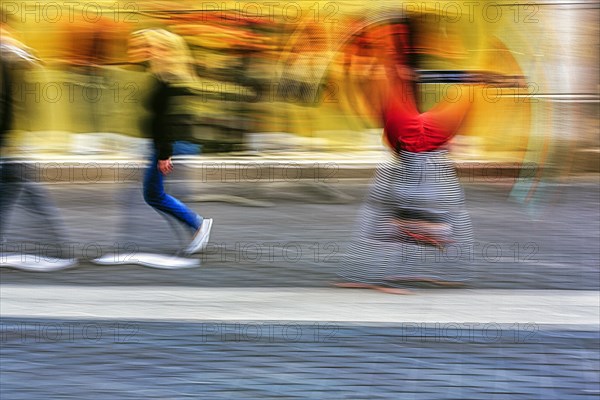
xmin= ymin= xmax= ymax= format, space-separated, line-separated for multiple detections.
xmin=128 ymin=29 xmax=212 ymax=254
xmin=336 ymin=20 xmax=475 ymax=294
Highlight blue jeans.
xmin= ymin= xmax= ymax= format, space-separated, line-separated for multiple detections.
xmin=143 ymin=153 xmax=202 ymax=232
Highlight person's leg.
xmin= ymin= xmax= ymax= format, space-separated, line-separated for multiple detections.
xmin=1 ymin=163 xmax=75 ymax=263
xmin=143 ymin=155 xmax=202 ymax=232
xmin=18 ymin=181 xmax=71 ymax=243
xmin=0 ymin=163 xmax=25 ymax=243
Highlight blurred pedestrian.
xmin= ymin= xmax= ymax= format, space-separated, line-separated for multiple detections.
xmin=128 ymin=29 xmax=212 ymax=254
xmin=0 ymin=19 xmax=76 ymax=270
xmin=336 ymin=20 xmax=474 ymax=294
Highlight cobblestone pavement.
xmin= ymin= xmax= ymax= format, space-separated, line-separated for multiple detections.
xmin=1 ymin=181 xmax=598 ymax=289
xmin=1 ymin=180 xmax=598 ymax=398
xmin=1 ymin=318 xmax=599 ymax=399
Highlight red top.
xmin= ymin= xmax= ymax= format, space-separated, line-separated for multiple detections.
xmin=378 ymin=21 xmax=470 ymax=152
xmin=383 ymin=96 xmax=458 ymax=153
xmin=382 ymin=74 xmax=472 ymax=153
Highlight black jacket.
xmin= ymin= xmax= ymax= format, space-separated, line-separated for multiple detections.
xmin=0 ymin=53 xmax=13 ymax=150
xmin=1 ymin=43 xmax=39 ymax=152
xmin=146 ymin=75 xmax=193 ymax=160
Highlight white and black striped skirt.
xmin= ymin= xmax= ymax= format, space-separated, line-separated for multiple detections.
xmin=338 ymin=150 xmax=474 ymax=286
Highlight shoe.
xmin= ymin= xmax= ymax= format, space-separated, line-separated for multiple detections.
xmin=184 ymin=218 xmax=213 ymax=254
xmin=0 ymin=253 xmax=78 ymax=272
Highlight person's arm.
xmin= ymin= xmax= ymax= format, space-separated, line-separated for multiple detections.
xmin=156 ymin=87 xmax=173 ymax=159
xmin=150 ymin=78 xmax=174 ymax=163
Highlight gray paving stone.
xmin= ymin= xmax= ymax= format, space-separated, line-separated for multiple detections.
xmin=1 ymin=318 xmax=598 ymax=399
xmin=2 ymin=183 xmax=598 ymax=290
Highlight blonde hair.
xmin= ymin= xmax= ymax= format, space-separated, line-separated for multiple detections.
xmin=130 ymin=28 xmax=197 ymax=83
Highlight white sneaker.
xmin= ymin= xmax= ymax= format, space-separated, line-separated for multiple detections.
xmin=0 ymin=254 xmax=78 ymax=272
xmin=184 ymin=218 xmax=213 ymax=254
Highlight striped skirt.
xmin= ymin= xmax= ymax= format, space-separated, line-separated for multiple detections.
xmin=338 ymin=150 xmax=474 ymax=286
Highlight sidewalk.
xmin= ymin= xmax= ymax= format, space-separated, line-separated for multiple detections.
xmin=1 ymin=181 xmax=599 ymax=290
xmin=2 ymin=178 xmax=599 ymax=398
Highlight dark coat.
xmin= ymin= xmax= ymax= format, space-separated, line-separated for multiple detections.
xmin=146 ymin=75 xmax=194 ymax=160
xmin=1 ymin=43 xmax=39 ymax=151
xmin=0 ymin=52 xmax=13 ymax=150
